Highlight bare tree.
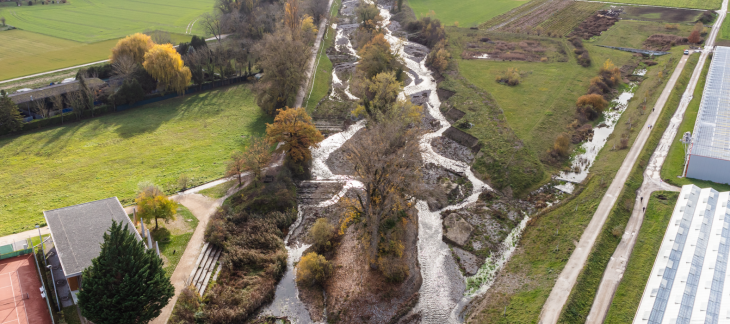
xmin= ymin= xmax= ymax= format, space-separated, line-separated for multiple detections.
xmin=79 ymin=75 xmax=98 ymax=117
xmin=306 ymin=0 xmax=329 ymax=23
xmin=148 ymin=30 xmax=172 ymax=44
xmin=201 ymin=12 xmax=223 ymax=44
xmin=49 ymin=94 xmax=64 ymax=124
xmin=32 ymin=98 xmax=49 ymax=118
xmin=112 ymin=54 xmax=138 ymax=80
xmin=67 ymin=91 xmax=86 ymax=120
xmin=341 ymin=120 xmax=424 ymax=269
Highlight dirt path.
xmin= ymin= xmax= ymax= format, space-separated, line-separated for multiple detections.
xmin=538 ymin=53 xmax=691 ymax=324
xmin=574 ymin=0 xmax=714 ymax=11
xmin=293 ymin=0 xmax=335 ymax=108
xmin=584 ymin=0 xmax=728 ymax=321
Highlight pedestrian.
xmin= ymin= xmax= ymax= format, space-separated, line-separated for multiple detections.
xmin=641 ymin=196 xmax=643 ymax=203
xmin=652 ymin=108 xmax=655 ymax=112
xmin=643 ymin=207 xmax=646 ymax=213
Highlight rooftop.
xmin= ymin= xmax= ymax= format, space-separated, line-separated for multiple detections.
xmin=8 ymin=78 xmax=105 ymax=105
xmin=635 ymin=185 xmax=730 ymax=323
xmin=690 ymin=46 xmax=730 ymax=161
xmin=43 ymin=197 xmax=142 ymax=277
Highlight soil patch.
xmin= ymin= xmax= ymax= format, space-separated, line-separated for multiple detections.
xmin=462 ymin=38 xmax=565 ymax=63
xmin=569 ymin=12 xmax=619 ymax=40
xmin=620 ymin=5 xmax=704 ymax=24
xmin=643 ymin=34 xmax=690 ymax=51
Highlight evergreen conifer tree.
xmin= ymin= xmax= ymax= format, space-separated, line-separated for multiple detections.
xmin=78 ymin=220 xmax=173 ymax=324
xmin=0 ymin=90 xmax=23 ymax=133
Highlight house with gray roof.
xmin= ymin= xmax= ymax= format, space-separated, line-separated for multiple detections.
xmin=43 ymin=197 xmax=142 ymax=304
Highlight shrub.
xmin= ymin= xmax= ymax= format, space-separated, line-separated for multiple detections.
xmin=495 ymin=67 xmax=521 ymax=86
xmin=170 ymin=286 xmax=201 ymax=324
xmin=697 ymin=11 xmax=714 ymax=24
xmin=665 ymin=23 xmax=679 ymax=30
xmin=577 ymin=94 xmax=607 ymax=113
xmin=425 ymin=39 xmax=450 ymax=73
xmin=578 ymin=51 xmax=591 ymax=67
xmin=377 ymin=255 xmax=409 ymax=282
xmin=553 ymin=133 xmax=571 ymax=156
xmin=310 ymin=218 xmax=334 ymax=252
xmin=296 ymin=252 xmax=332 ymax=286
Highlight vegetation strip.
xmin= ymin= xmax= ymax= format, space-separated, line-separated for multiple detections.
xmin=558 ymin=53 xmax=699 ymax=323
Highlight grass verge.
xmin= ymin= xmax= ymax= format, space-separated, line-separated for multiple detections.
xmin=660 ymin=55 xmax=730 ymax=192
xmin=0 ymin=85 xmax=271 ymax=237
xmin=150 ymin=204 xmax=199 ymax=277
xmin=304 ymin=0 xmax=341 ymax=111
xmin=557 ymin=53 xmax=699 ymax=323
xmin=604 ymin=191 xmax=678 ymax=323
xmin=198 ymin=180 xmax=238 ymax=199
xmin=408 ymin=0 xmax=529 ymax=28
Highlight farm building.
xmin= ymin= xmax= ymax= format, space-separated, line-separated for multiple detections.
xmin=42 ymin=197 xmax=143 ymax=306
xmin=684 ymin=46 xmax=730 ymax=184
xmin=635 ymin=185 xmax=730 ymax=323
xmin=8 ymin=77 xmax=105 ymax=106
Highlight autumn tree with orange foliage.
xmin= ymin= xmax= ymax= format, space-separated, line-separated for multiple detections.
xmin=110 ymin=33 xmax=155 ymax=64
xmin=358 ymin=33 xmax=403 ymax=80
xmin=689 ymin=29 xmax=701 ymax=44
xmin=266 ymin=107 xmax=324 ymax=165
xmin=576 ymin=93 xmax=608 ymax=120
xmin=143 ymin=44 xmax=192 ymax=95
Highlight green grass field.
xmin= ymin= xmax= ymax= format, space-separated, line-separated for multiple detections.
xmin=304 ymin=0 xmax=340 ymax=110
xmin=660 ymin=57 xmax=730 ymax=192
xmin=0 ymin=85 xmax=271 ymax=237
xmin=604 ymin=191 xmax=678 ymax=323
xmin=587 ymin=0 xmax=721 ymax=10
xmin=151 ymin=204 xmax=199 ymax=277
xmin=408 ymin=0 xmax=529 ymax=27
xmin=0 ymin=0 xmax=213 ymax=43
xmin=591 ymin=20 xmax=696 ymax=49
xmin=718 ymin=14 xmax=730 ymax=45
xmin=0 ymin=30 xmax=116 ymax=81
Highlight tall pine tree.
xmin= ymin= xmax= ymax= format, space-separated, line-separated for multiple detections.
xmin=0 ymin=90 xmax=23 ymax=134
xmin=78 ymin=220 xmax=174 ymax=324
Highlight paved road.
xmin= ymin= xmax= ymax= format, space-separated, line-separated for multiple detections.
xmin=0 ymin=35 xmax=228 ymax=85
xmin=293 ymin=0 xmax=336 ymax=108
xmin=585 ymin=0 xmax=728 ymax=322
xmin=0 ymin=227 xmax=50 ymax=247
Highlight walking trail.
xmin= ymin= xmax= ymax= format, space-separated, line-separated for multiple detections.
xmin=293 ymin=0 xmax=336 ymax=108
xmin=539 ymin=3 xmax=727 ymax=319
xmin=585 ymin=0 xmax=728 ymax=322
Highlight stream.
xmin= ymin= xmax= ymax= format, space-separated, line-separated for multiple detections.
xmin=261 ymin=1 xmax=532 ymax=322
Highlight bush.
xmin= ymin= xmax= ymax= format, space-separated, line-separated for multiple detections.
xmin=426 ymin=39 xmax=450 ymax=73
xmin=577 ymin=94 xmax=607 ymax=113
xmin=170 ymin=286 xmax=201 ymax=324
xmin=578 ymin=51 xmax=591 ymax=67
xmin=76 ymin=64 xmax=114 ymax=80
xmin=310 ymin=218 xmax=334 ymax=252
xmin=552 ymin=133 xmax=571 ymax=157
xmin=495 ymin=67 xmax=521 ymax=86
xmin=115 ymin=79 xmax=145 ymax=105
xmin=296 ymin=252 xmax=332 ymax=286
xmin=190 ymin=35 xmax=207 ymax=50
xmin=697 ymin=11 xmax=714 ymax=24
xmin=377 ymin=255 xmax=409 ymax=282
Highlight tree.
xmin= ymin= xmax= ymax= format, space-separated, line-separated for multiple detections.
xmin=253 ymin=30 xmax=308 ymax=114
xmin=182 ymin=50 xmax=206 ymax=89
xmin=110 ymin=33 xmax=155 ymax=65
xmin=79 ymin=74 xmax=98 ymax=117
xmin=310 ymin=218 xmax=334 ymax=252
xmin=115 ymin=79 xmax=145 ymax=105
xmin=284 ymin=0 xmax=301 ymax=39
xmin=301 ymin=14 xmax=318 ymax=44
xmin=689 ymin=29 xmax=701 ymax=44
xmin=553 ymin=133 xmax=571 ymax=156
xmin=353 ymin=71 xmax=422 ymax=124
xmin=296 ymin=252 xmax=332 ymax=286
xmin=576 ymin=94 xmax=608 ymax=113
xmin=356 ymin=1 xmax=382 ymax=31
xmin=49 ymin=94 xmax=64 ymax=124
xmin=306 ymin=0 xmax=328 ymax=23
xmin=190 ymin=35 xmax=208 ymax=50
xmin=226 ymin=136 xmax=271 ymax=185
xmin=143 ymin=44 xmax=192 ymax=95
xmin=341 ymin=120 xmax=423 ymax=269
xmin=201 ymin=12 xmax=223 ymax=44
xmin=148 ymin=30 xmax=171 ymax=44
xmin=0 ymin=90 xmax=23 ymax=133
xmin=31 ymin=98 xmax=49 ymax=118
xmin=112 ymin=54 xmax=139 ymax=79
xmin=78 ymin=220 xmax=174 ymax=324
xmin=66 ymin=90 xmax=86 ymax=120
xmin=265 ymin=107 xmax=324 ymax=164
xmin=425 ymin=39 xmax=450 ymax=73
xmin=358 ymin=33 xmax=402 ymax=80
xmin=135 ymin=185 xmax=177 ymax=230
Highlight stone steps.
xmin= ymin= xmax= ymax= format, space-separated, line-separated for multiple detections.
xmin=187 ymin=242 xmax=222 ymax=296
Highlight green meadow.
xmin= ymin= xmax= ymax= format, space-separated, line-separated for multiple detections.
xmin=407 ymin=0 xmax=529 ymax=27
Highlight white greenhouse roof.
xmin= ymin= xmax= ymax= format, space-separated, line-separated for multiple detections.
xmin=635 ymin=185 xmax=730 ymax=323
xmin=690 ymin=46 xmax=730 ymax=162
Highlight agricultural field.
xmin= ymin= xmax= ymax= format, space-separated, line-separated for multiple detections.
xmin=604 ymin=192 xmax=678 ymax=323
xmin=0 ymin=0 xmax=213 ymax=43
xmin=0 ymin=85 xmax=271 ymax=237
xmin=619 ymin=5 xmax=711 ymax=24
xmin=538 ymin=2 xmax=605 ymax=36
xmin=0 ymin=30 xmax=116 ymax=81
xmin=480 ymin=0 xmax=549 ymax=30
xmin=586 ymin=0 xmax=721 ymax=10
xmin=493 ymin=0 xmax=605 ymax=35
xmin=407 ymin=0 xmax=529 ymax=27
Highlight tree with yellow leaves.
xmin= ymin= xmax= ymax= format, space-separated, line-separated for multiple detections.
xmin=353 ymin=71 xmax=422 ymax=124
xmin=110 ymin=33 xmax=155 ymax=65
xmin=301 ymin=14 xmax=318 ymax=44
xmin=296 ymin=252 xmax=332 ymax=286
xmin=265 ymin=107 xmax=324 ymax=164
xmin=284 ymin=0 xmax=301 ymax=39
xmin=143 ymin=44 xmax=192 ymax=95
xmin=135 ymin=185 xmax=177 ymax=230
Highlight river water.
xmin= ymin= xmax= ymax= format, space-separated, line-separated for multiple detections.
xmin=262 ymin=1 xmax=533 ymax=322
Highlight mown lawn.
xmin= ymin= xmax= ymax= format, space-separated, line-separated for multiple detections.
xmin=0 ymin=0 xmax=212 ymax=43
xmin=660 ymin=56 xmax=730 ymax=192
xmin=150 ymin=204 xmax=199 ymax=277
xmin=0 ymin=85 xmax=271 ymax=236
xmin=586 ymin=0 xmax=720 ymax=10
xmin=604 ymin=191 xmax=678 ymax=323
xmin=407 ymin=0 xmax=529 ymax=27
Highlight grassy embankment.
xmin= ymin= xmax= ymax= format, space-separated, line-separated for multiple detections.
xmin=150 ymin=205 xmax=200 ymax=277
xmin=558 ymin=53 xmax=699 ymax=323
xmin=304 ymin=0 xmax=341 ymax=110
xmin=466 ymin=38 xmax=690 ymax=324
xmin=408 ymin=0 xmax=529 ymax=28
xmin=0 ymin=85 xmax=271 ymax=236
xmin=586 ymin=0 xmax=720 ymax=10
xmin=660 ymin=57 xmax=730 ymax=192
xmin=603 ymin=191 xmax=678 ymax=323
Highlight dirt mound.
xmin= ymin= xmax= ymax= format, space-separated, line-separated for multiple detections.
xmin=569 ymin=12 xmax=619 ymax=40
xmin=643 ymin=34 xmax=690 ymax=51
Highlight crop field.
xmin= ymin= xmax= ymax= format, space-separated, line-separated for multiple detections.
xmin=0 ymin=0 xmax=213 ymax=43
xmin=538 ymin=2 xmax=605 ymax=36
xmin=0 ymin=85 xmax=271 ymax=237
xmin=619 ymin=5 xmax=708 ymax=24
xmin=0 ymin=30 xmax=116 ymax=81
xmin=480 ymin=0 xmax=549 ymax=30
xmin=408 ymin=0 xmax=529 ymax=27
xmin=604 ymin=192 xmax=678 ymax=323
xmin=586 ymin=0 xmax=721 ymax=10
